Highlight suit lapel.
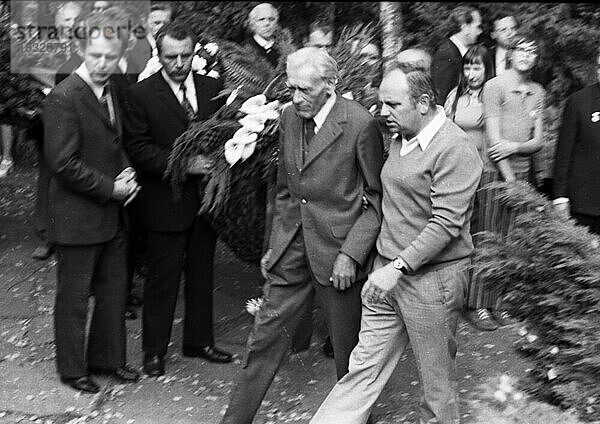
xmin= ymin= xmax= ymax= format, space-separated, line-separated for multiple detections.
xmin=73 ymin=74 xmax=116 ymax=132
xmin=287 ymin=112 xmax=304 ymax=172
xmin=155 ymin=73 xmax=189 ymax=126
xmin=302 ymin=96 xmax=346 ymax=171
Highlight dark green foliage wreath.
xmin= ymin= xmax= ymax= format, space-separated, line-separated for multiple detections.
xmin=472 ymin=181 xmax=600 ymax=422
xmin=166 ymin=24 xmax=381 ymax=264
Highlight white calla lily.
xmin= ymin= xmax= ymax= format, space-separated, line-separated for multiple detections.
xmin=239 ymin=115 xmax=265 ymax=133
xmin=239 ymin=94 xmax=267 ymax=115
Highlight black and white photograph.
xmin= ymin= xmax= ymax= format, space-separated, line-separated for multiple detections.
xmin=1 ymin=1 xmax=599 ymax=423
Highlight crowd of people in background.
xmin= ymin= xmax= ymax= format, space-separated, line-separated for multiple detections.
xmin=2 ymin=2 xmax=600 ymax=424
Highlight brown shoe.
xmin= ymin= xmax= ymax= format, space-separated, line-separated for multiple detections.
xmin=465 ymin=308 xmax=498 ymax=331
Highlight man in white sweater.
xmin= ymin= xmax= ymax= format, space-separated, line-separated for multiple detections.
xmin=311 ymin=68 xmax=482 ymax=424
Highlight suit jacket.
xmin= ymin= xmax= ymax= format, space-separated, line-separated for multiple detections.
xmin=431 ymin=38 xmax=462 ymax=106
xmin=122 ymin=71 xmax=224 ymax=232
xmin=128 ymin=37 xmax=153 ymax=75
xmin=265 ymin=96 xmax=384 ymax=286
xmin=553 ymin=82 xmax=600 ymax=216
xmin=43 ymin=73 xmax=130 ymax=245
xmin=242 ymin=37 xmax=280 ymax=69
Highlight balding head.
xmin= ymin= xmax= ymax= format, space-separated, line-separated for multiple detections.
xmin=397 ymin=48 xmax=432 ymax=74
xmin=248 ymin=3 xmax=279 ymax=41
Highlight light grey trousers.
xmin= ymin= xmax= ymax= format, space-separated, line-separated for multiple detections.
xmin=311 ymin=255 xmax=467 ymax=424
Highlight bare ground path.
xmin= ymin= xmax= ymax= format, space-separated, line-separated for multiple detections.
xmin=1 ymin=168 xmax=532 ymax=424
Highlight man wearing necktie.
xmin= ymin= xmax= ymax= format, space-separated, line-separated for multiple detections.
xmin=242 ymin=3 xmax=281 ymax=69
xmin=123 ymin=22 xmax=231 ymax=378
xmin=43 ymin=10 xmax=141 ymax=394
xmin=222 ymin=47 xmax=384 ymax=424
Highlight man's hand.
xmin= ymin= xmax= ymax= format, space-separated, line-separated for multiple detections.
xmin=488 ymin=141 xmax=520 ymax=162
xmin=361 ymin=262 xmax=400 ymax=304
xmin=187 ymin=154 xmax=214 ymax=175
xmin=260 ymin=248 xmax=273 ymax=279
xmin=115 ymin=167 xmax=136 ymax=182
xmin=554 ymin=201 xmax=570 ymax=220
xmin=330 ymin=253 xmax=357 ymax=291
xmin=112 ymin=178 xmax=138 ymax=201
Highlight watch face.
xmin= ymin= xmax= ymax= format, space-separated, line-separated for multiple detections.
xmin=393 ymin=258 xmax=402 ymax=270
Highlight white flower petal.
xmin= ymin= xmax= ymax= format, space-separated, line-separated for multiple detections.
xmin=239 ymin=94 xmax=267 ymax=115
xmin=241 ymin=142 xmax=257 ymax=161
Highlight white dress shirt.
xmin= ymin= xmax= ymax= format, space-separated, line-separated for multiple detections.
xmin=253 ymin=34 xmax=274 ymax=51
xmin=311 ymin=93 xmax=337 ymax=134
xmin=400 ymin=106 xmax=446 ymax=156
xmin=161 ymin=69 xmax=198 ymax=113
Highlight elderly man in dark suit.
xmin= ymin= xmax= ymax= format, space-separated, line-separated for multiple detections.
xmin=553 ymin=47 xmax=600 ymax=234
xmin=123 ymin=22 xmax=231 ymax=377
xmin=43 ymin=10 xmax=140 ymax=394
xmin=242 ymin=3 xmax=281 ymax=68
xmin=431 ymin=6 xmax=483 ymax=105
xmin=221 ymin=46 xmax=384 ymax=424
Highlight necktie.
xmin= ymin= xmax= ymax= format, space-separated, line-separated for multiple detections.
xmin=99 ymin=85 xmax=114 ymax=126
xmin=302 ymin=118 xmax=316 ymax=164
xmin=179 ymin=83 xmax=195 ymax=121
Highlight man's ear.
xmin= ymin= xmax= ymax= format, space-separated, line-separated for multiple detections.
xmin=418 ymin=95 xmax=431 ymax=115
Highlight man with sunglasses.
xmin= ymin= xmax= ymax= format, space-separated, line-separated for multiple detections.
xmin=221 ymin=47 xmax=384 ymax=424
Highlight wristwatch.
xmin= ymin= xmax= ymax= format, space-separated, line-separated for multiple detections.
xmin=392 ymin=256 xmax=409 ymax=274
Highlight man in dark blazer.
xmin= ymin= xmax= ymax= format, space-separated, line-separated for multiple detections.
xmin=431 ymin=6 xmax=482 ymax=105
xmin=43 ymin=10 xmax=140 ymax=394
xmin=221 ymin=47 xmax=384 ymax=424
xmin=553 ymin=49 xmax=600 ymax=234
xmin=123 ymin=22 xmax=231 ymax=377
xmin=241 ymin=3 xmax=281 ymax=68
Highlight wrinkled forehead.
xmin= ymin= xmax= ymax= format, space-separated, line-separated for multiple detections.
xmin=380 ymin=70 xmax=409 ymax=99
xmin=494 ymin=16 xmax=517 ymax=31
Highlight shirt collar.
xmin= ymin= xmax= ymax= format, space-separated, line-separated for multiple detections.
xmin=312 ymin=93 xmax=337 ymax=131
xmin=118 ymin=56 xmax=128 ymax=74
xmin=449 ymin=35 xmax=468 ymax=57
xmin=253 ymin=34 xmax=274 ymax=51
xmin=161 ymin=69 xmax=194 ymax=97
xmin=403 ymin=106 xmax=446 ymax=151
xmin=74 ymin=61 xmax=107 ymax=100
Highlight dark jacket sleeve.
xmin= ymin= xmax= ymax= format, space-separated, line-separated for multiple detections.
xmin=553 ymin=96 xmax=578 ymax=199
xmin=43 ymin=91 xmax=114 ymax=204
xmin=340 ymin=118 xmax=384 ymax=266
xmin=122 ymin=87 xmax=171 ymax=176
xmin=431 ymin=42 xmax=461 ymax=106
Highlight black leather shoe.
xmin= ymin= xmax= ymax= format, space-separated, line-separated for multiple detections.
xmin=183 ymin=345 xmax=233 ymax=363
xmin=143 ymin=354 xmax=165 ymax=376
xmin=90 ymin=365 xmax=140 ymax=382
xmin=322 ymin=336 xmax=334 ymax=359
xmin=60 ymin=375 xmax=100 ymax=393
xmin=32 ymin=243 xmax=54 ymax=260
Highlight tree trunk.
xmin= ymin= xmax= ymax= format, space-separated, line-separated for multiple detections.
xmin=379 ymin=2 xmax=402 ymax=72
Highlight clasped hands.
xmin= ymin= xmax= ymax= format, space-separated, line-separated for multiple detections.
xmin=112 ymin=167 xmax=140 ymax=206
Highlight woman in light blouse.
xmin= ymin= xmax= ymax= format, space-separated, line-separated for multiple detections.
xmin=444 ymin=45 xmax=502 ymax=332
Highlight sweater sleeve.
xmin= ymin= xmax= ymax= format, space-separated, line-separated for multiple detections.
xmin=399 ymin=140 xmax=482 ymax=271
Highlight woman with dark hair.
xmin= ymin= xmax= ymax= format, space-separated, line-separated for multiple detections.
xmin=444 ymin=44 xmax=500 ymax=331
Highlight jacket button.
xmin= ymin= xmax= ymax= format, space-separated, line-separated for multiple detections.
xmin=301 ymin=198 xmax=307 ymax=204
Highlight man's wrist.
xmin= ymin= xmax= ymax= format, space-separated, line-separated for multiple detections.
xmin=391 ymin=256 xmax=409 ymax=274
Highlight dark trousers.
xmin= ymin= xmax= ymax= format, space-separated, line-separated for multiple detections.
xmin=54 ymin=228 xmax=128 ymax=378
xmin=33 ymin=129 xmax=52 ymax=246
xmin=222 ymin=229 xmax=363 ymax=424
xmin=142 ymin=215 xmax=216 ymax=357
xmin=572 ymin=212 xmax=600 ymax=235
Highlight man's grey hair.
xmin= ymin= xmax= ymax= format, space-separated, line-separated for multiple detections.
xmin=286 ymin=47 xmax=339 ymax=87
xmin=248 ymin=3 xmax=279 ymax=23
